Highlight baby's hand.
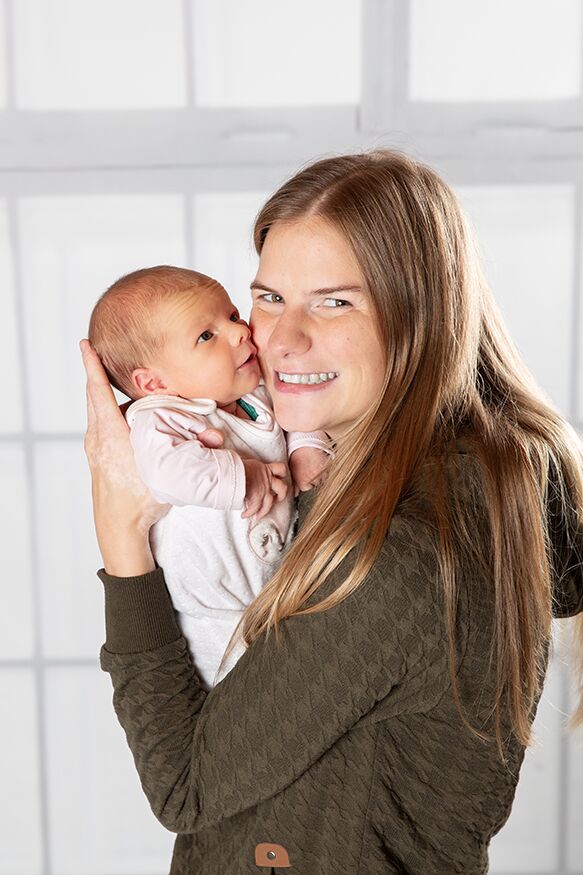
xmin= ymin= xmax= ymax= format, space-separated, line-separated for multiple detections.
xmin=289 ymin=447 xmax=330 ymax=496
xmin=242 ymin=459 xmax=289 ymax=520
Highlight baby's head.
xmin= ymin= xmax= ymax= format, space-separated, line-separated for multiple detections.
xmin=88 ymin=265 xmax=260 ymax=404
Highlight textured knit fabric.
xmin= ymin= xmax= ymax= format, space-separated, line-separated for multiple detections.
xmin=126 ymin=388 xmax=331 ymax=688
xmin=99 ymin=447 xmax=583 ymax=874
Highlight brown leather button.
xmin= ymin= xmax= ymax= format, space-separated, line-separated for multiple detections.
xmin=255 ymin=842 xmax=292 ymax=868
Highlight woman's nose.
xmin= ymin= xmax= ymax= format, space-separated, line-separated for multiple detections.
xmin=267 ymin=310 xmax=311 ymax=358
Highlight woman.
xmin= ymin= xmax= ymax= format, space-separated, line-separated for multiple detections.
xmin=81 ymin=150 xmax=583 ymax=874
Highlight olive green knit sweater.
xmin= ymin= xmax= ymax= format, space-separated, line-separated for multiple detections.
xmin=99 ymin=449 xmax=583 ymax=874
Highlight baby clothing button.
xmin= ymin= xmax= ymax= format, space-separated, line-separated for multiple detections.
xmin=267 ymin=850 xmax=277 ymax=860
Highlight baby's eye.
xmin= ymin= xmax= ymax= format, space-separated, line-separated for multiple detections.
xmin=321 ymin=297 xmax=350 ymax=308
xmin=229 ymin=311 xmax=240 ymax=322
xmin=197 ymin=330 xmax=214 ymax=344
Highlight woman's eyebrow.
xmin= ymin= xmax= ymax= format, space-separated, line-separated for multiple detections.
xmin=250 ymin=282 xmax=363 ymax=296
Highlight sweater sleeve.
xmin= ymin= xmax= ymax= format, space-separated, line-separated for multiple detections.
xmin=286 ymin=430 xmax=335 ymax=458
xmin=99 ymin=514 xmax=448 ymax=835
xmin=130 ymin=410 xmax=246 ymax=510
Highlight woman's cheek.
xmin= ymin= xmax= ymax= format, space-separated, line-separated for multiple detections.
xmin=249 ymin=311 xmax=262 ymax=348
xmin=250 ymin=316 xmax=269 ymax=368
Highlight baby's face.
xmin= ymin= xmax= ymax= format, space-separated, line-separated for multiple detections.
xmin=151 ymin=283 xmax=260 ymax=404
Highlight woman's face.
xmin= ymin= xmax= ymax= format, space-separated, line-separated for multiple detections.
xmin=250 ymin=215 xmax=386 ymax=438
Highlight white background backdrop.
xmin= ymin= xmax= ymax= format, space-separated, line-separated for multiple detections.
xmin=0 ymin=1 xmax=582 ymax=873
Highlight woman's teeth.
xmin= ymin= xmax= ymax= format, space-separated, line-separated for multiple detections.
xmin=277 ymin=371 xmax=339 ymax=385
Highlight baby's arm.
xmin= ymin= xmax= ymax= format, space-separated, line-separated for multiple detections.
xmin=130 ymin=410 xmax=245 ymax=509
xmin=130 ymin=410 xmax=287 ymax=517
xmin=287 ymin=431 xmax=334 ymax=495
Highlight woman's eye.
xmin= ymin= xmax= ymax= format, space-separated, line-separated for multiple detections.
xmin=322 ymin=297 xmax=350 ymax=308
xmin=197 ymin=330 xmax=214 ymax=344
xmin=260 ymin=293 xmax=284 ymax=304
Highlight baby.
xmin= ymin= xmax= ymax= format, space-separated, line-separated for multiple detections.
xmin=88 ymin=265 xmax=331 ymax=688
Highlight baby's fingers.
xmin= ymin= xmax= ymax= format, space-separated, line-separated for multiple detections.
xmin=267 ymin=461 xmax=290 ymax=503
xmin=268 ymin=461 xmax=288 ymax=480
xmin=241 ymin=491 xmax=263 ymax=520
xmin=197 ymin=427 xmax=225 ymax=449
xmin=270 ymin=476 xmax=288 ymax=503
xmin=254 ymin=489 xmax=275 ymax=521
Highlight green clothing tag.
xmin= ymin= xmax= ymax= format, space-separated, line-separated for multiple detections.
xmin=236 ymin=398 xmax=259 ymax=421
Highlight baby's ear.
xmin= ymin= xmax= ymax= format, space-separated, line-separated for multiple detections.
xmin=132 ymin=368 xmax=168 ymax=395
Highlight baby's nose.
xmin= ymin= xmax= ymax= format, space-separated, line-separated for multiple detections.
xmin=231 ymin=321 xmax=250 ymax=344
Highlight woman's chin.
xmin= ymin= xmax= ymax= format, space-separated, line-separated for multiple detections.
xmin=268 ymin=379 xmax=333 ymax=433
xmin=273 ymin=408 xmax=327 ymax=434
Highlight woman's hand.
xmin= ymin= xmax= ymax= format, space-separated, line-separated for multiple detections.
xmin=80 ymin=339 xmax=167 ymax=576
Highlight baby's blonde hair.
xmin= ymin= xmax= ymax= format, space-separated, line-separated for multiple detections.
xmin=88 ymin=265 xmax=216 ymax=398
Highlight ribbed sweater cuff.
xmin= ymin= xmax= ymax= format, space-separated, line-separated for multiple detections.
xmin=97 ymin=566 xmax=182 ymax=654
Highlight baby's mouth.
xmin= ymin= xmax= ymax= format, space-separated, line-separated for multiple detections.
xmin=238 ymin=347 xmax=258 ymax=369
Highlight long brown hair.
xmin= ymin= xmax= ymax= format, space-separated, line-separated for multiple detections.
xmin=232 ymin=150 xmax=583 ymax=747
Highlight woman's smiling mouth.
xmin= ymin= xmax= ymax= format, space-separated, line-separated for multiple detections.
xmin=277 ymin=371 xmax=338 ymax=384
xmin=274 ymin=371 xmax=339 ymax=390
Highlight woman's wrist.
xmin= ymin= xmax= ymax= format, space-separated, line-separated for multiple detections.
xmin=99 ymin=526 xmax=155 ymax=578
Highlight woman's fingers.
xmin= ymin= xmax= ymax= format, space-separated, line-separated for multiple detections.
xmin=80 ymin=339 xmax=122 ymax=424
xmin=79 ymin=339 xmax=168 ymax=571
xmin=80 ymin=338 xmax=131 ymax=478
xmin=81 ymin=342 xmax=98 ymax=434
xmin=85 ymin=374 xmax=96 ymax=431
xmin=80 ymin=338 xmax=108 ymax=384
xmin=79 ymin=339 xmax=132 ymax=479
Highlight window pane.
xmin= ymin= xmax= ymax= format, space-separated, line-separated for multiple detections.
xmin=193 ymin=0 xmax=362 ymax=107
xmin=489 ymin=659 xmax=562 ymax=871
xmin=0 ymin=200 xmax=23 ymax=432
xmin=0 ymin=671 xmax=43 ymax=874
xmin=193 ymin=191 xmax=267 ymax=318
xmin=567 ymin=667 xmax=583 ymax=871
xmin=577 ymin=192 xmax=583 ymax=423
xmin=14 ymin=0 xmax=187 ymax=109
xmin=456 ymin=185 xmax=574 ymax=415
xmin=410 ymin=0 xmax=582 ymax=101
xmin=35 ymin=442 xmax=106 ymax=659
xmin=0 ymin=1 xmax=7 ymax=108
xmin=18 ymin=194 xmax=185 ymax=432
xmin=0 ymin=446 xmax=34 ymax=659
xmin=46 ymin=666 xmax=174 ymax=874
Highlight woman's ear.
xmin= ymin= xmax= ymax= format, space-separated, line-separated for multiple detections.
xmin=132 ymin=368 xmax=169 ymax=396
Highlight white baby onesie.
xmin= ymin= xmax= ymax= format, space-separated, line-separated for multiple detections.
xmin=126 ymin=387 xmax=330 ymax=688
